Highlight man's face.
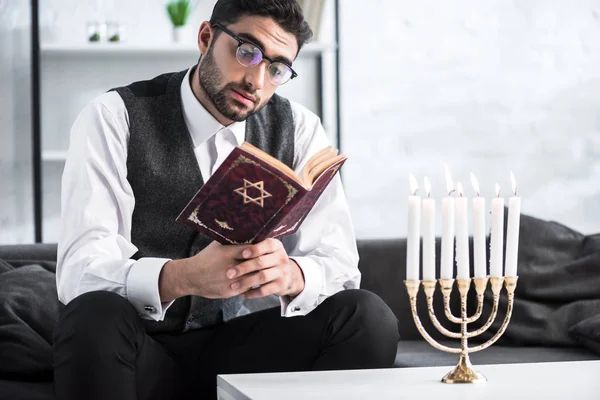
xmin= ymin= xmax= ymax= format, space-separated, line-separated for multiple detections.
xmin=198 ymin=16 xmax=298 ymax=122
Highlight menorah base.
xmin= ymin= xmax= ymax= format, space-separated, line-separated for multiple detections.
xmin=441 ymin=354 xmax=486 ymax=384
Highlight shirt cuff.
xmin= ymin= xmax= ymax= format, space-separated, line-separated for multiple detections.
xmin=126 ymin=257 xmax=174 ymax=321
xmin=280 ymin=256 xmax=322 ymax=317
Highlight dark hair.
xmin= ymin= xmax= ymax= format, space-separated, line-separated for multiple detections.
xmin=209 ymin=0 xmax=313 ymax=53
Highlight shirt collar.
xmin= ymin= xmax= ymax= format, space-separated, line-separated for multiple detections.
xmin=180 ymin=66 xmax=246 ymax=147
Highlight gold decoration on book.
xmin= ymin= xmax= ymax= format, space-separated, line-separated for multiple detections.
xmin=234 ymin=179 xmax=272 ymax=207
xmin=215 ymin=219 xmax=234 ymax=231
xmin=188 ymin=207 xmax=202 ymax=225
xmin=230 ymin=155 xmax=253 ymax=170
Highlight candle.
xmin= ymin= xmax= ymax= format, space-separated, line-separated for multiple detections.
xmin=440 ymin=166 xmax=455 ymax=279
xmin=455 ymin=182 xmax=470 ymax=279
xmin=470 ymin=173 xmax=487 ymax=279
xmin=490 ymin=184 xmax=505 ymax=277
xmin=505 ymin=172 xmax=521 ymax=277
xmin=422 ymin=177 xmax=436 ymax=281
xmin=407 ymin=174 xmax=422 ymax=281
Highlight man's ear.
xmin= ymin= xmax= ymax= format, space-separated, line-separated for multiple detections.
xmin=197 ymin=21 xmax=214 ymax=55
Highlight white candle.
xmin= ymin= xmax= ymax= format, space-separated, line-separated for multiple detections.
xmin=470 ymin=173 xmax=487 ymax=279
xmin=455 ymin=182 xmax=470 ymax=279
xmin=490 ymin=184 xmax=505 ymax=278
xmin=440 ymin=166 xmax=455 ymax=279
xmin=505 ymin=172 xmax=521 ymax=277
xmin=407 ymin=174 xmax=422 ymax=281
xmin=422 ymin=177 xmax=436 ymax=281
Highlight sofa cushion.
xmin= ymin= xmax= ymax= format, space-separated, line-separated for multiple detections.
xmin=569 ymin=314 xmax=600 ymax=356
xmin=470 ymin=216 xmax=600 ymax=350
xmin=0 ymin=263 xmax=59 ymax=380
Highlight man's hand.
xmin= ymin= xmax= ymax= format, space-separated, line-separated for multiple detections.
xmin=158 ymin=238 xmax=305 ymax=302
xmin=228 ymin=238 xmax=305 ymax=299
xmin=159 ymin=241 xmax=248 ymax=301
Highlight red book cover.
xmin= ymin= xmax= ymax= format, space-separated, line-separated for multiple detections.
xmin=176 ymin=143 xmax=346 ymax=245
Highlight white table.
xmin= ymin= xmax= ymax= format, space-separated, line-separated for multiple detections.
xmin=217 ymin=360 xmax=600 ymax=399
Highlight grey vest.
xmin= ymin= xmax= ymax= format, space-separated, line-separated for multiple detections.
xmin=112 ymin=69 xmax=295 ymax=333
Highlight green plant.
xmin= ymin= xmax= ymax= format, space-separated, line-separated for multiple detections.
xmin=166 ymin=0 xmax=197 ymax=27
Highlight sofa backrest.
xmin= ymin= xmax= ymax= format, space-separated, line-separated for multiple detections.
xmin=0 ymin=241 xmax=448 ymax=340
xmin=0 ymin=244 xmax=58 ymax=272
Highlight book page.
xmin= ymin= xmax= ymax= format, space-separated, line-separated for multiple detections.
xmin=307 ymin=153 xmax=346 ymax=186
xmin=300 ymin=146 xmax=332 ymax=184
xmin=303 ymin=148 xmax=346 ymax=187
xmin=240 ymin=142 xmax=303 ymax=185
xmin=240 ymin=141 xmax=345 ymax=189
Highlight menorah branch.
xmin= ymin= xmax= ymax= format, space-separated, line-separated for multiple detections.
xmin=423 ymin=281 xmax=461 ymax=339
xmin=440 ymin=279 xmax=461 ymax=324
xmin=468 ymin=276 xmax=518 ymax=353
xmin=465 ymin=278 xmax=488 ymax=323
xmin=405 ymin=280 xmax=461 ymax=354
xmin=466 ymin=277 xmax=503 ymax=339
xmin=405 ymin=276 xmax=519 ymax=383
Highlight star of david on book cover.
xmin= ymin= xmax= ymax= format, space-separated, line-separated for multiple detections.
xmin=234 ymin=179 xmax=272 ymax=207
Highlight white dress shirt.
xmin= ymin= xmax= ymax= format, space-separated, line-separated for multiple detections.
xmin=57 ymin=67 xmax=360 ymax=321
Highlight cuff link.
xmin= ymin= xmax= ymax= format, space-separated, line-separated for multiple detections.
xmin=291 ymin=306 xmax=301 ymax=312
xmin=144 ymin=305 xmax=156 ymax=313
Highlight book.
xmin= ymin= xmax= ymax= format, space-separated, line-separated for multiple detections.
xmin=176 ymin=142 xmax=347 ymax=245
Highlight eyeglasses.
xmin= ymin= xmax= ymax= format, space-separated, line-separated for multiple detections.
xmin=212 ymin=23 xmax=297 ymax=85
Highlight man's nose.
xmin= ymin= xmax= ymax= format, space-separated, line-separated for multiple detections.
xmin=244 ymin=61 xmax=267 ymax=90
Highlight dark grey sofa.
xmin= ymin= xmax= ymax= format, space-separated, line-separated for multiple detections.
xmin=1 ymin=212 xmax=600 ymax=399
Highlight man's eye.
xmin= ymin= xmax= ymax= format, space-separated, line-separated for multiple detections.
xmin=271 ymin=65 xmax=285 ymax=76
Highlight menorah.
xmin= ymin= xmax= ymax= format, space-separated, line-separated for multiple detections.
xmin=404 ymin=276 xmax=518 ymax=383
xmin=405 ymin=170 xmax=521 ymax=383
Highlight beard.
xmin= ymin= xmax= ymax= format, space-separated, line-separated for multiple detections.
xmin=198 ymin=47 xmax=263 ymax=122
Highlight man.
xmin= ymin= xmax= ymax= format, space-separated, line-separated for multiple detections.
xmin=53 ymin=1 xmax=399 ymax=399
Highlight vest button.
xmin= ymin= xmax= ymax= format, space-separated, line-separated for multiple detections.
xmin=187 ymin=316 xmax=194 ymax=324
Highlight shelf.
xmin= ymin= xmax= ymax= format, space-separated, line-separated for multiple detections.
xmin=42 ymin=150 xmax=68 ymax=162
xmin=40 ymin=41 xmax=336 ymax=57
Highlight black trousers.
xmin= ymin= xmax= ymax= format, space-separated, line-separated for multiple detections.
xmin=53 ymin=289 xmax=399 ymax=400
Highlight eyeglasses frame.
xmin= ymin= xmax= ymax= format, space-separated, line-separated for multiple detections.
xmin=211 ymin=23 xmax=298 ymax=84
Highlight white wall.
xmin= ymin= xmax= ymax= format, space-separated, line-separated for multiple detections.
xmin=0 ymin=3 xmax=35 ymax=244
xmin=340 ymin=0 xmax=600 ymax=238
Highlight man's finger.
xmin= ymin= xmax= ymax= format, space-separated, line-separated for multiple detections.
xmin=230 ymin=267 xmax=281 ymax=293
xmin=230 ymin=251 xmax=287 ymax=278
xmin=241 ymin=280 xmax=282 ymax=299
xmin=237 ymin=238 xmax=282 ymax=260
